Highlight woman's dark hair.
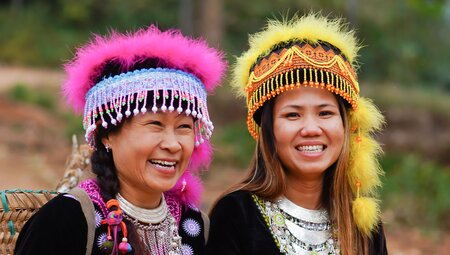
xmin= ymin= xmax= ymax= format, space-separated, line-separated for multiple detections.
xmin=91 ymin=121 xmax=122 ymax=202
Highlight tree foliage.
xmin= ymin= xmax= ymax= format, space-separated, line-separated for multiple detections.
xmin=0 ymin=0 xmax=449 ymax=89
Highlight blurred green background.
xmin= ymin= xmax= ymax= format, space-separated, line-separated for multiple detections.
xmin=0 ymin=0 xmax=449 ymax=253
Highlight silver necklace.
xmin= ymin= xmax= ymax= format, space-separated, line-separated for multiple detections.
xmin=117 ymin=193 xmax=183 ymax=254
xmin=116 ymin=193 xmax=168 ymax=224
xmin=253 ymin=195 xmax=339 ymax=255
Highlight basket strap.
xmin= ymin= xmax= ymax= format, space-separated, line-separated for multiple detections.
xmin=68 ymin=187 xmax=96 ymax=255
xmin=1 ymin=190 xmax=16 ymax=236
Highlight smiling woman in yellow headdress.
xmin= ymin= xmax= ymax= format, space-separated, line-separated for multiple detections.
xmin=206 ymin=13 xmax=387 ymax=255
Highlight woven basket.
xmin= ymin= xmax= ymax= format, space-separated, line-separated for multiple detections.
xmin=0 ymin=190 xmax=58 ymax=255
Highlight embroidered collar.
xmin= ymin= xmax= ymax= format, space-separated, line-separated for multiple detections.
xmin=78 ymin=179 xmax=182 ymax=223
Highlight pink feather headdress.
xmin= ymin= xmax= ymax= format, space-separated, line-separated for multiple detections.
xmin=63 ymin=25 xmax=226 ymax=207
xmin=64 ymin=25 xmax=226 ymax=112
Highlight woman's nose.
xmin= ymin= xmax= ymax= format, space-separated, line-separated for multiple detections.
xmin=299 ymin=116 xmax=323 ymax=137
xmin=159 ymin=130 xmax=182 ymax=152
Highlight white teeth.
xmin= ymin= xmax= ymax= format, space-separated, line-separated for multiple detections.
xmin=150 ymin=160 xmax=176 ymax=167
xmin=297 ymin=145 xmax=324 ymax=152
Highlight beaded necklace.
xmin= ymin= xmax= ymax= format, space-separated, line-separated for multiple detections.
xmin=117 ymin=193 xmax=168 ymax=224
xmin=253 ymin=195 xmax=339 ymax=255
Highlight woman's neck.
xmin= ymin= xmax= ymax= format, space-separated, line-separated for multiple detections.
xmin=284 ymin=174 xmax=324 ymax=210
xmin=119 ymin=186 xmax=162 ymax=209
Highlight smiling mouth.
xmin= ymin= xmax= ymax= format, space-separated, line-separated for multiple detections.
xmin=296 ymin=145 xmax=326 ymax=152
xmin=149 ymin=159 xmax=177 ymax=170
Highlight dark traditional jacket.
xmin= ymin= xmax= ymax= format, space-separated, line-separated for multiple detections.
xmin=15 ymin=180 xmax=206 ymax=255
xmin=206 ymin=191 xmax=387 ymax=255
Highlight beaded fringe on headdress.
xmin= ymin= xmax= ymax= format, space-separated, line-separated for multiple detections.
xmin=83 ymin=68 xmax=213 ymax=147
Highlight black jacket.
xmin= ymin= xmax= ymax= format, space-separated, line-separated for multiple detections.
xmin=206 ymin=191 xmax=388 ymax=255
xmin=15 ymin=194 xmax=206 ymax=255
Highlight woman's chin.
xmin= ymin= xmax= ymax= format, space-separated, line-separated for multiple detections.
xmin=144 ymin=176 xmax=179 ymax=193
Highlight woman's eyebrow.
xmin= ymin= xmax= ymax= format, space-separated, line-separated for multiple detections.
xmin=280 ymin=103 xmax=337 ymax=110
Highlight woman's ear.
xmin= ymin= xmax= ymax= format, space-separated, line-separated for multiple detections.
xmin=101 ymin=136 xmax=110 ymax=148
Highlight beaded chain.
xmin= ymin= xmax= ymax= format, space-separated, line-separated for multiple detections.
xmin=282 ymin=212 xmax=331 ymax=231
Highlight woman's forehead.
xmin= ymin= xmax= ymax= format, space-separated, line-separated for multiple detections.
xmin=132 ymin=111 xmax=194 ymax=122
xmin=275 ymin=87 xmax=339 ymax=107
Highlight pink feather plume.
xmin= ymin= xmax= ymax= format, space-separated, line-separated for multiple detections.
xmin=63 ymin=25 xmax=227 ymax=113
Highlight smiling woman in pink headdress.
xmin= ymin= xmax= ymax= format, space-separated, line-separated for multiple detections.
xmin=15 ymin=26 xmax=226 ymax=255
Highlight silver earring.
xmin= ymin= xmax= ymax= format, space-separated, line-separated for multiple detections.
xmin=105 ymin=144 xmax=110 ymax=152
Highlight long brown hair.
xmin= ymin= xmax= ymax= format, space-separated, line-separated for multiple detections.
xmin=230 ymin=96 xmax=369 ymax=254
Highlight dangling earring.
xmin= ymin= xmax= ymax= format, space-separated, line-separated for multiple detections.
xmin=105 ymin=144 xmax=110 ymax=152
xmin=181 ymin=178 xmax=187 ymax=192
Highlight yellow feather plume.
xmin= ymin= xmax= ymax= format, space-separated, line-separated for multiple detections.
xmin=352 ymin=197 xmax=380 ymax=235
xmin=350 ymin=97 xmax=385 ymax=132
xmin=232 ymin=13 xmax=362 ymax=97
xmin=348 ymin=134 xmax=383 ymax=195
xmin=348 ymin=96 xmax=385 ymax=234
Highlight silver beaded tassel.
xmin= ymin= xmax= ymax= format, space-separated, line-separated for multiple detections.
xmin=83 ymin=68 xmax=213 ymax=147
xmin=118 ymin=193 xmax=183 ymax=255
xmin=124 ymin=213 xmax=183 ymax=255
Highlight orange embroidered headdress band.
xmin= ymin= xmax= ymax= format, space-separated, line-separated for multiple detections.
xmin=245 ymin=42 xmax=359 ymax=139
xmin=232 ymin=14 xmax=385 ymax=236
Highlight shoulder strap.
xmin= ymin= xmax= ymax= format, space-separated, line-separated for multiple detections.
xmin=68 ymin=187 xmax=96 ymax=255
xmin=201 ymin=210 xmax=210 ymax=243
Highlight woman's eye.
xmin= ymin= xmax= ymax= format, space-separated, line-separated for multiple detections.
xmin=147 ymin=121 xmax=162 ymax=126
xmin=285 ymin=112 xmax=300 ymax=118
xmin=178 ymin=124 xmax=193 ymax=129
xmin=319 ymin=111 xmax=334 ymax=117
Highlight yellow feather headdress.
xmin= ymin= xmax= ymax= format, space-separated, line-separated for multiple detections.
xmin=233 ymin=13 xmax=385 ymax=235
